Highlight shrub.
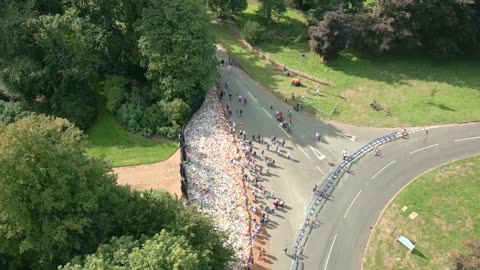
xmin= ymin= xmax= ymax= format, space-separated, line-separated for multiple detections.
xmin=156 ymin=126 xmax=178 ymax=139
xmin=241 ymin=21 xmax=265 ymax=45
xmin=0 ymin=100 xmax=31 ymax=124
xmin=164 ymin=99 xmax=190 ymax=126
xmin=104 ymin=76 xmax=128 ymax=113
xmin=142 ymin=103 xmax=169 ymax=132
xmin=50 ymin=77 xmax=97 ymax=130
xmin=116 ymin=102 xmax=145 ymax=133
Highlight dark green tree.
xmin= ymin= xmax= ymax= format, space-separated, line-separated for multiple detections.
xmin=1 ymin=8 xmax=103 ymax=129
xmin=138 ymin=0 xmax=217 ymax=107
xmin=207 ymin=0 xmax=248 ymax=18
xmin=0 ymin=100 xmax=31 ymax=124
xmin=60 ymin=231 xmax=204 ymax=270
xmin=0 ymin=115 xmax=122 ymax=268
xmin=258 ymin=0 xmax=287 ymax=22
xmin=112 ymin=190 xmax=234 ymax=269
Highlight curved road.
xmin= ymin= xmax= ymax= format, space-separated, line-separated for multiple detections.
xmin=301 ymin=123 xmax=480 ymax=270
xmin=216 ymin=49 xmax=480 ymax=270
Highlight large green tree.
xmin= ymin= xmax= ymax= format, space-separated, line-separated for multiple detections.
xmin=0 ymin=115 xmax=122 ymax=268
xmin=1 ymin=8 xmax=102 ymax=129
xmin=138 ymin=0 xmax=217 ymax=111
xmin=257 ymin=0 xmax=287 ymax=22
xmin=0 ymin=115 xmax=233 ymax=268
xmin=207 ymin=0 xmax=248 ymax=18
xmin=60 ymin=231 xmax=204 ymax=270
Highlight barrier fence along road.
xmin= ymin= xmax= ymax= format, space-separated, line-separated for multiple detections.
xmin=291 ymin=130 xmax=403 ymax=270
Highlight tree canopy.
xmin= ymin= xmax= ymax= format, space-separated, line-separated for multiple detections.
xmin=0 ymin=115 xmax=233 ymax=269
xmin=207 ymin=0 xmax=248 ymax=18
xmin=0 ymin=115 xmax=119 ymax=268
xmin=0 ymin=0 xmax=217 ymax=138
xmin=308 ymin=0 xmax=480 ymax=60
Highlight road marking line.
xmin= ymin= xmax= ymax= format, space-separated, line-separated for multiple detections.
xmin=317 ymin=166 xmax=327 ymax=177
xmin=344 ymin=190 xmax=362 ymax=218
xmin=247 ymin=91 xmax=258 ymax=102
xmin=262 ymin=108 xmax=273 ymax=119
xmin=409 ymin=143 xmax=439 ymax=155
xmin=454 ymin=136 xmax=480 ymax=142
xmin=324 ymin=233 xmax=338 ymax=270
xmin=309 ymin=145 xmax=326 ymax=160
xmin=297 ymin=145 xmax=311 ymax=160
xmin=371 ymin=160 xmax=396 ymax=180
xmin=334 ymin=131 xmax=356 ymax=142
xmin=279 ymin=125 xmax=291 ymax=138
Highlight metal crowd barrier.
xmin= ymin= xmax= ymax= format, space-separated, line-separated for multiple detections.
xmin=291 ymin=131 xmax=401 ymax=269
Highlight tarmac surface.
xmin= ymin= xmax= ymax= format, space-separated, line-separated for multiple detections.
xmin=216 ymin=50 xmax=480 ymax=270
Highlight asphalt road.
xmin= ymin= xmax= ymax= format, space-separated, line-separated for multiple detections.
xmin=216 ymin=49 xmax=480 ymax=270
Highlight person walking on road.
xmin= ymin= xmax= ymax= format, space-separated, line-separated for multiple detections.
xmin=313 ymin=184 xmax=318 ymax=193
xmin=343 ymin=149 xmax=347 ymax=160
xmin=316 ymin=132 xmax=321 ymax=141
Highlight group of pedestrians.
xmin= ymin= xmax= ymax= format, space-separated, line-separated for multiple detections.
xmin=218 ymin=63 xmax=299 ymax=268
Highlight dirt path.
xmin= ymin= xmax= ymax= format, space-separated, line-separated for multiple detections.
xmin=114 ymin=149 xmax=181 ymax=197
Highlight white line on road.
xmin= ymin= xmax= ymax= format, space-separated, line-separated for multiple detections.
xmin=279 ymin=125 xmax=291 ymax=138
xmin=371 ymin=160 xmax=396 ymax=180
xmin=317 ymin=166 xmax=327 ymax=177
xmin=409 ymin=143 xmax=439 ymax=155
xmin=247 ymin=91 xmax=258 ymax=102
xmin=309 ymin=145 xmax=326 ymax=160
xmin=454 ymin=136 xmax=480 ymax=142
xmin=344 ymin=190 xmax=362 ymax=218
xmin=297 ymin=145 xmax=312 ymax=160
xmin=262 ymin=108 xmax=273 ymax=119
xmin=334 ymin=131 xmax=356 ymax=142
xmin=324 ymin=233 xmax=338 ymax=270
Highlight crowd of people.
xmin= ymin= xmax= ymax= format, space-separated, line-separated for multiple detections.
xmin=183 ymin=91 xmax=251 ymax=268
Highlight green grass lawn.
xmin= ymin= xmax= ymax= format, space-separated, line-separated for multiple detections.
xmin=213 ymin=1 xmax=480 ymax=126
xmin=363 ymin=156 xmax=480 ymax=269
xmin=86 ymin=79 xmax=178 ymax=167
xmin=213 ymin=21 xmax=341 ymax=117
